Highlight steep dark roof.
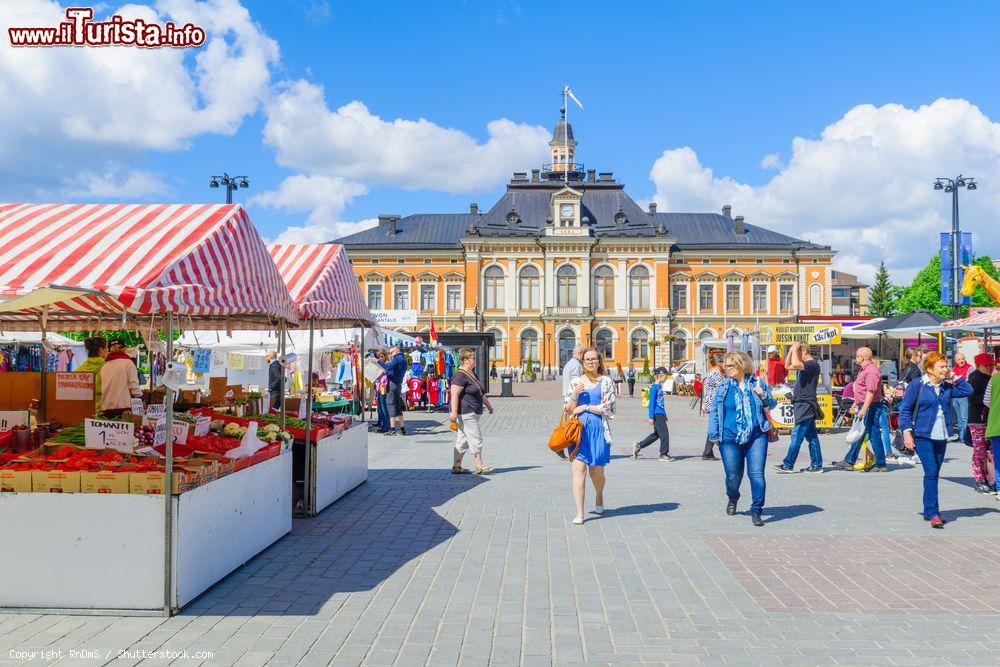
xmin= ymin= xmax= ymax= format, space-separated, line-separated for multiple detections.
xmin=336 ymin=213 xmax=473 ymax=249
xmin=335 ymin=184 xmax=829 ymax=251
xmin=552 ymin=118 xmax=574 ymax=142
xmin=658 ymin=214 xmax=828 ymax=249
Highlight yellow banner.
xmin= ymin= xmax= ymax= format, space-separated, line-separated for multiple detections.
xmin=761 ymin=323 xmax=841 ymax=346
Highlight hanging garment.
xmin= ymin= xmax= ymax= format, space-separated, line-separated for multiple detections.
xmin=406 ymin=377 xmax=423 ymax=407
xmin=335 ymin=356 xmax=352 ymax=385
xmin=444 ymin=352 xmax=455 ymax=379
xmin=426 ymin=376 xmax=439 ymax=405
xmin=438 ymin=378 xmax=448 ymax=406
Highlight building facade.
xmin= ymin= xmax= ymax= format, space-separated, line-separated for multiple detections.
xmin=830 ymin=270 xmax=869 ymax=316
xmin=338 ymin=113 xmax=835 ymax=375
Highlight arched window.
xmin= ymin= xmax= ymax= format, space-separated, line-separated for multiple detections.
xmin=483 ymin=266 xmax=505 ymax=310
xmin=592 ymin=265 xmax=615 ymax=310
xmin=671 ymin=331 xmax=687 ymax=363
xmin=809 ymin=283 xmax=822 ymax=312
xmin=629 ymin=265 xmax=650 ymax=309
xmin=557 ymin=265 xmax=577 ymax=307
xmin=594 ymin=329 xmax=614 ymax=360
xmin=519 ymin=266 xmax=540 ymax=310
xmin=630 ymin=329 xmax=649 ymax=360
xmin=558 ymin=329 xmax=576 ymax=370
xmin=699 ymin=330 xmax=714 ymax=343
xmin=520 ymin=329 xmax=538 ymax=366
xmin=485 ymin=328 xmax=504 ymax=361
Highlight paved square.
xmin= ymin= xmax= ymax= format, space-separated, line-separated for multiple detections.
xmin=3 ymin=382 xmax=1000 ymax=666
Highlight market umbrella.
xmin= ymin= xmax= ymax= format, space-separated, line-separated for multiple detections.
xmin=849 ymin=310 xmax=948 ymax=335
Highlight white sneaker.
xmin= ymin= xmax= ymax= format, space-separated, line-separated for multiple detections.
xmin=572 ymin=517 xmax=585 ymax=525
xmin=593 ymin=506 xmax=603 ymax=515
xmin=898 ymin=456 xmax=916 ymax=466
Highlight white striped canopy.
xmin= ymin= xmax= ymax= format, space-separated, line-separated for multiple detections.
xmin=939 ymin=308 xmax=1000 ymax=332
xmin=268 ymin=243 xmax=372 ymax=326
xmin=0 ymin=203 xmax=299 ymax=330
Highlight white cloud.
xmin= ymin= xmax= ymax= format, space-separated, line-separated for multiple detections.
xmin=65 ymin=167 xmax=171 ymax=199
xmin=262 ymin=80 xmax=550 ymax=193
xmin=270 ymin=218 xmax=378 ymax=245
xmin=650 ymin=98 xmax=1000 ymax=283
xmin=759 ymin=153 xmax=782 ymax=170
xmin=0 ymin=0 xmax=278 ymax=199
xmin=251 ymin=173 xmax=374 ymax=245
xmin=250 ymin=174 xmax=367 ymax=225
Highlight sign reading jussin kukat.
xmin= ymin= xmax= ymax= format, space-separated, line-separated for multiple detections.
xmin=760 ymin=323 xmax=842 ymax=346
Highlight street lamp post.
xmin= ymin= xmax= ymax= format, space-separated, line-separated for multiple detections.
xmin=933 ymin=175 xmax=977 ymax=318
xmin=209 ymin=173 xmax=250 ymax=204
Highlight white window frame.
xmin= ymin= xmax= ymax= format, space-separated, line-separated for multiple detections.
xmin=779 ymin=283 xmax=795 ymax=315
xmin=483 ymin=266 xmax=505 ymax=310
xmin=446 ymin=284 xmax=463 ymax=312
xmin=698 ymin=283 xmax=715 ymax=314
xmin=392 ymin=283 xmax=410 ymax=310
xmin=724 ymin=283 xmax=742 ymax=314
xmin=366 ymin=284 xmax=383 ymax=310
xmin=751 ymin=282 xmax=768 ymax=314
xmin=556 ymin=265 xmax=578 ymax=308
xmin=671 ymin=283 xmax=688 ymax=313
xmin=519 ymin=266 xmax=540 ymax=310
xmin=419 ymin=283 xmax=436 ymax=313
xmin=629 ymin=266 xmax=651 ymax=310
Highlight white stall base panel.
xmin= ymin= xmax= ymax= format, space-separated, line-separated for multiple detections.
xmin=0 ymin=493 xmax=164 ymax=611
xmin=174 ymin=451 xmax=292 ymax=608
xmin=315 ymin=423 xmax=368 ymax=513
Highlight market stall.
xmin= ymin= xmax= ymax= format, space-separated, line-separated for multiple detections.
xmin=268 ymin=243 xmax=373 ymax=516
xmin=0 ymin=202 xmax=298 ymax=615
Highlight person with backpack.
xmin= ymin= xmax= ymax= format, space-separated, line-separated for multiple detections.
xmin=632 ymin=367 xmax=672 ymax=461
xmin=899 ymin=351 xmax=973 ymax=528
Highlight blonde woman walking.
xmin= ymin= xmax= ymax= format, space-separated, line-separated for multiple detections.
xmin=449 ymin=348 xmax=494 ymax=475
xmin=564 ymin=347 xmax=617 ymax=524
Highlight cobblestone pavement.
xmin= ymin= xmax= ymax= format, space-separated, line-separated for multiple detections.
xmin=4 ymin=382 xmax=1000 ymax=666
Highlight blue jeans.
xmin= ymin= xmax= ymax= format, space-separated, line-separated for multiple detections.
xmin=877 ymin=404 xmax=893 ymax=458
xmin=783 ymin=418 xmax=823 ymax=469
xmin=913 ymin=436 xmax=947 ymax=519
xmin=993 ymin=437 xmax=1000 ymax=489
xmin=844 ymin=403 xmax=887 ymax=466
xmin=376 ymin=394 xmax=390 ymax=431
xmin=953 ymin=397 xmax=968 ymax=442
xmin=720 ymin=431 xmax=768 ymax=514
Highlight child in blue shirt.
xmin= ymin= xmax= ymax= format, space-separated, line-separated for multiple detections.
xmin=633 ymin=367 xmax=672 ymax=461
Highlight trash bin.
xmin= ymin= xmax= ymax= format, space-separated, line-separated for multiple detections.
xmin=500 ymin=374 xmax=513 ymax=398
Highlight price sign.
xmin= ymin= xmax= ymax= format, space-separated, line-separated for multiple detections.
xmin=146 ymin=404 xmax=166 ymax=420
xmin=130 ymin=398 xmax=145 ymax=416
xmin=298 ymin=397 xmax=307 ymax=420
xmin=143 ymin=417 xmax=166 ymax=446
xmin=0 ymin=411 xmax=28 ymax=431
xmin=170 ymin=422 xmax=190 ymax=445
xmin=768 ymin=396 xmax=795 ymax=430
xmin=193 ymin=417 xmax=211 ymax=437
xmin=84 ymin=418 xmax=135 ymax=453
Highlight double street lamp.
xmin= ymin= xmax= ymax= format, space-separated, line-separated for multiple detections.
xmin=209 ymin=173 xmax=250 ymax=204
xmin=933 ymin=175 xmax=977 ymax=318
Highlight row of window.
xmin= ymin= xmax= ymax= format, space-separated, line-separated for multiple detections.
xmin=368 ymin=276 xmax=822 ymax=314
xmin=366 ymin=284 xmax=463 ymax=311
xmin=487 ymin=328 xmax=686 ymax=364
xmin=484 ymin=265 xmax=651 ymax=310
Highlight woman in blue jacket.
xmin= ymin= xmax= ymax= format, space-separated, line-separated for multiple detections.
xmin=899 ymin=351 xmax=973 ymax=528
xmin=708 ymin=350 xmax=778 ymax=527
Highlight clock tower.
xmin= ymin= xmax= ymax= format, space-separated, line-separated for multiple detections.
xmin=545 ymin=108 xmax=582 ymax=181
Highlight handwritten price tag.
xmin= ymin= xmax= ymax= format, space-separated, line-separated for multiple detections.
xmin=146 ymin=403 xmax=166 ymax=420
xmin=193 ymin=417 xmax=211 ymax=437
xmin=170 ymin=422 xmax=190 ymax=445
xmin=130 ymin=398 xmax=145 ymax=416
xmin=143 ymin=418 xmax=166 ymax=447
xmin=0 ymin=411 xmax=28 ymax=431
xmin=84 ymin=418 xmax=134 ymax=453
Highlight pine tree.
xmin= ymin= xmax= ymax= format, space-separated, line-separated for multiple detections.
xmin=867 ymin=261 xmax=894 ymax=317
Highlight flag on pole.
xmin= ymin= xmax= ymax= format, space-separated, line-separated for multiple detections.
xmin=429 ymin=317 xmax=439 ymax=345
xmin=566 ymin=86 xmax=584 ymax=109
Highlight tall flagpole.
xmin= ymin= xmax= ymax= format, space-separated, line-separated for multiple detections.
xmin=563 ymin=84 xmax=569 ymax=185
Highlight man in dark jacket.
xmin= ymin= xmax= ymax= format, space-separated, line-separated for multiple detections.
xmin=267 ymin=350 xmax=282 ymax=410
xmin=377 ymin=344 xmax=408 ymax=435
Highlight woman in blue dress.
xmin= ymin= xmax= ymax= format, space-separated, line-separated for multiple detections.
xmin=564 ymin=347 xmax=617 ymax=524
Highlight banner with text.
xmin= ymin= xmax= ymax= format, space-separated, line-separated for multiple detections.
xmin=760 ymin=323 xmax=842 ymax=346
xmin=372 ymin=310 xmax=418 ymax=328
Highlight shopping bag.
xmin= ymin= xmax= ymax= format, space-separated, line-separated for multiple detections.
xmin=845 ymin=418 xmax=865 ymax=445
xmin=853 ymin=435 xmax=875 ymax=471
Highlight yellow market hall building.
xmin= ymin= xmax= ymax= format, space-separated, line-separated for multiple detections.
xmin=337 ymin=112 xmax=835 ymax=377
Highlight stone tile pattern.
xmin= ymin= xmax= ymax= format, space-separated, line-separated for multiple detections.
xmin=705 ymin=534 xmax=1000 ymax=614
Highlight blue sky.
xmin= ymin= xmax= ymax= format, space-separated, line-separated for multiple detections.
xmin=2 ymin=0 xmax=999 ymax=280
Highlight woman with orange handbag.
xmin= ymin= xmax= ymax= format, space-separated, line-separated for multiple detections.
xmin=449 ymin=348 xmax=494 ymax=475
xmin=564 ymin=347 xmax=617 ymax=524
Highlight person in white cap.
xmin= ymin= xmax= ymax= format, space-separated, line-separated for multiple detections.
xmin=764 ymin=344 xmax=788 ymax=386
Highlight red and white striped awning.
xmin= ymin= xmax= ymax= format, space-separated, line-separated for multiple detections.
xmin=0 ymin=203 xmax=299 ymax=330
xmin=268 ymin=243 xmax=373 ymax=325
xmin=940 ymin=308 xmax=1000 ymax=331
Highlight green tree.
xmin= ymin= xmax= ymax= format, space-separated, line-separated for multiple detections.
xmin=894 ymin=254 xmax=1000 ymax=317
xmin=867 ymin=261 xmax=894 ymax=317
